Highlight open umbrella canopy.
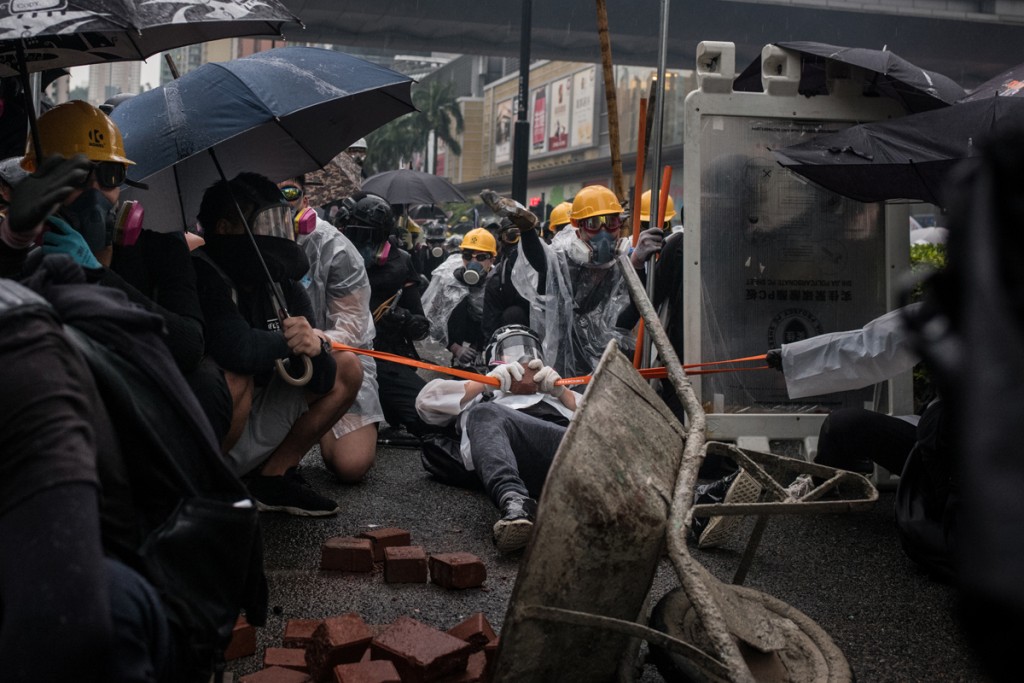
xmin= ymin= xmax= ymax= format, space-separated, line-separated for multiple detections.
xmin=110 ymin=46 xmax=414 ymax=230
xmin=772 ymin=94 xmax=1024 ymax=206
xmin=0 ymin=0 xmax=300 ymax=77
xmin=735 ymin=41 xmax=965 ymax=114
xmin=362 ymin=169 xmax=466 ymax=206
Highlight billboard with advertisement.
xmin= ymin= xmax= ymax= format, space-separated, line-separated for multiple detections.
xmin=531 ymin=85 xmax=547 ymax=153
xmin=547 ymin=76 xmax=571 ymax=152
xmin=571 ymin=66 xmax=595 ymax=148
xmin=494 ymin=98 xmax=514 ymax=164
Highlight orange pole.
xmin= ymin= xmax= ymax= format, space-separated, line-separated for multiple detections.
xmin=631 ymin=97 xmax=649 ymax=367
xmin=656 ymin=165 xmax=672 ymax=228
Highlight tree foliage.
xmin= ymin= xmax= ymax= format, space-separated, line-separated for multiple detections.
xmin=364 ymin=79 xmax=464 ymax=175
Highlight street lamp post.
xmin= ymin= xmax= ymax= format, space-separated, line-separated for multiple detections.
xmin=511 ymin=0 xmax=532 ymax=205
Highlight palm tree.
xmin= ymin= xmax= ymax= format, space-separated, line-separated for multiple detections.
xmin=412 ymin=80 xmax=464 ymax=174
xmin=365 ymin=114 xmax=419 ymax=174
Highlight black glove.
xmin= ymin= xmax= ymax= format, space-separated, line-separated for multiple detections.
xmin=402 ymin=313 xmax=430 ymax=341
xmin=379 ymin=307 xmax=410 ymax=332
xmin=9 ymin=155 xmax=91 ymax=234
xmin=766 ymin=348 xmax=783 ymax=371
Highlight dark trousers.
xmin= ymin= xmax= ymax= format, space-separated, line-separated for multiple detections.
xmin=464 ymin=401 xmax=566 ymax=506
xmin=815 ymin=407 xmax=917 ymax=474
xmin=376 ymin=358 xmax=430 ymax=435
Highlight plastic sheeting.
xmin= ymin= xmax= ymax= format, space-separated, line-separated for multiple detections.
xmin=512 ymin=233 xmax=635 ymax=377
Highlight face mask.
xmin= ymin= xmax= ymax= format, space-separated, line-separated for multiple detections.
xmin=588 ymin=230 xmax=617 ymax=264
xmin=430 ymin=245 xmax=445 ymax=258
xmin=455 ymin=260 xmax=486 ymax=286
xmin=63 ymin=188 xmax=115 ymax=253
xmin=294 ymin=207 xmax=317 ymax=236
xmin=349 ymin=151 xmax=366 ymax=166
xmin=114 ymin=200 xmax=144 ymax=247
xmin=358 ymin=239 xmax=390 ymax=268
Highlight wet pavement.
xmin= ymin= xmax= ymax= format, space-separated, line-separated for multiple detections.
xmin=225 ymin=346 xmax=986 ymax=682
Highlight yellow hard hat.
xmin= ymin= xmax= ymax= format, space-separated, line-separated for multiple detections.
xmin=639 ymin=189 xmax=677 ymax=222
xmin=549 ymin=201 xmax=573 ymax=229
xmin=460 ymin=227 xmax=497 ymax=255
xmin=570 ymin=185 xmax=623 ymax=222
xmin=22 ymin=100 xmax=134 ymax=172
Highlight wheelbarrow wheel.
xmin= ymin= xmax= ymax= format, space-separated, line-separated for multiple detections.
xmin=648 ymin=587 xmax=854 ymax=683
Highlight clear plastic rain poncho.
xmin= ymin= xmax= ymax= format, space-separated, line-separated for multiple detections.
xmin=422 ymin=252 xmax=486 ymax=347
xmin=780 ymin=303 xmax=921 ymax=399
xmin=298 ymin=215 xmax=383 ymax=436
xmin=511 ymin=230 xmax=635 ymax=378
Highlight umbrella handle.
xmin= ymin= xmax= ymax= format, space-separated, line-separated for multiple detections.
xmin=276 ymin=356 xmax=314 ymax=387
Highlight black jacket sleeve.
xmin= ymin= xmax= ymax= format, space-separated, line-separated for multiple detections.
xmin=282 ymin=279 xmax=337 ymax=396
xmin=519 ymin=225 xmax=548 ymax=295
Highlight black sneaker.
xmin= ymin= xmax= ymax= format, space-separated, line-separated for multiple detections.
xmin=493 ymin=496 xmax=538 ymax=553
xmin=245 ymin=467 xmax=340 ymax=517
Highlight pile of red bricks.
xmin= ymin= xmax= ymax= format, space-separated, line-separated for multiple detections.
xmin=319 ymin=527 xmax=487 ymax=590
xmin=228 ymin=610 xmax=500 ymax=683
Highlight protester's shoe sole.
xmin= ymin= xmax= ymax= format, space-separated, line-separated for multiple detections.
xmin=493 ymin=518 xmax=534 ymax=553
xmin=254 ymin=499 xmax=340 ymax=517
xmin=697 ymin=470 xmax=763 ymax=549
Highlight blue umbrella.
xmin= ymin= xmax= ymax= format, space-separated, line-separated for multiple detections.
xmin=110 ymin=46 xmax=415 ymax=230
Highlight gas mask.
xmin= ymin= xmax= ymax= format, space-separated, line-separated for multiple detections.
xmin=293 ymin=207 xmax=317 ymax=236
xmin=114 ymin=200 xmax=144 ymax=247
xmin=356 ymin=239 xmax=391 ymax=268
xmin=62 ymin=188 xmax=115 ymax=253
xmin=455 ymin=261 xmax=487 ymax=286
xmin=567 ymin=230 xmax=624 ymax=267
xmin=429 ymin=244 xmax=445 ymax=258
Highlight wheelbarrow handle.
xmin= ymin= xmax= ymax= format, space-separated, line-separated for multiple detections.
xmin=275 ymin=356 xmax=314 ymax=387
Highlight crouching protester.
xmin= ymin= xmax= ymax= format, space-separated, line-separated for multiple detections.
xmin=415 ymin=325 xmax=576 ymax=553
xmin=193 ymin=172 xmax=361 ymax=516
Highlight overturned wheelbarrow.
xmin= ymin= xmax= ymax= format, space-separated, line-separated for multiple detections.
xmin=494 ymin=255 xmax=872 ymax=682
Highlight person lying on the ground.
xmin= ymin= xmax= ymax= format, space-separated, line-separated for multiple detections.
xmin=279 ymin=176 xmax=382 ymax=483
xmin=415 ymin=324 xmax=576 ymax=553
xmin=194 ymin=172 xmax=362 ymax=517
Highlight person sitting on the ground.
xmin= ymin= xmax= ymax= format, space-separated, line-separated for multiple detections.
xmin=495 ymin=185 xmax=664 ymax=377
xmin=422 ymin=227 xmax=496 ymax=370
xmin=415 ymin=324 xmax=577 ymax=553
xmin=194 ymin=172 xmax=362 ymax=516
xmin=279 ymin=175 xmax=383 ymax=482
xmin=336 ymin=191 xmax=436 ymax=438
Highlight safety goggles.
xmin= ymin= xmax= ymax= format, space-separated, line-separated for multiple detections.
xmin=461 ymin=251 xmax=492 ymax=262
xmin=576 ymin=213 xmax=624 ymax=234
xmin=92 ymin=161 xmax=128 ymax=189
xmin=280 ymin=185 xmax=303 ymax=202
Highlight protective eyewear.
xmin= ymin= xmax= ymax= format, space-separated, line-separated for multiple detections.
xmin=461 ymin=251 xmax=492 ymax=262
xmin=576 ymin=213 xmax=624 ymax=234
xmin=248 ymin=204 xmax=296 ymax=241
xmin=280 ymin=185 xmax=304 ymax=202
xmin=489 ymin=334 xmax=542 ymax=366
xmin=92 ymin=161 xmax=128 ymax=189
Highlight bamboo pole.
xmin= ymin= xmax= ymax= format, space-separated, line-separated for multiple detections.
xmin=595 ymin=0 xmax=626 ymax=202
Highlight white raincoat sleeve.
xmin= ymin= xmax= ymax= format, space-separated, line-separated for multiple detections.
xmin=781 ymin=303 xmax=921 ymax=399
xmin=414 ymin=378 xmax=483 ymax=427
xmin=421 ymin=253 xmax=470 ymax=346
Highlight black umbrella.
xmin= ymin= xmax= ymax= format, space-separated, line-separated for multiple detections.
xmin=735 ymin=41 xmax=965 ymax=114
xmin=772 ymin=65 xmax=1024 ymax=207
xmin=362 ymin=169 xmax=466 ymax=206
xmin=1 ymin=0 xmax=300 ymax=158
xmin=111 ymin=46 xmax=414 ymax=230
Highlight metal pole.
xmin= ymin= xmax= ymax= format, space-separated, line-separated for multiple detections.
xmin=511 ymin=0 xmax=532 ymax=204
xmin=643 ymin=0 xmax=671 ymax=367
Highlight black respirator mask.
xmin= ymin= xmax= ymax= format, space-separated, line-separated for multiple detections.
xmin=62 ymin=188 xmax=116 ymax=253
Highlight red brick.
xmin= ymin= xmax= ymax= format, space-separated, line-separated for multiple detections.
xmin=446 ymin=613 xmax=497 ymax=652
xmin=429 ymin=552 xmax=487 ymax=589
xmin=239 ymin=666 xmax=311 ymax=683
xmin=384 ymin=545 xmax=428 ymax=583
xmin=436 ymin=652 xmax=488 ymax=683
xmin=225 ymin=615 xmax=257 ymax=660
xmin=358 ymin=527 xmax=412 ymax=562
xmin=332 ymin=659 xmax=402 ymax=683
xmin=370 ymin=616 xmax=473 ymax=683
xmin=306 ymin=613 xmax=374 ymax=683
xmin=321 ymin=537 xmax=374 ymax=572
xmin=264 ymin=646 xmax=310 ymax=673
xmin=284 ymin=619 xmax=324 ymax=649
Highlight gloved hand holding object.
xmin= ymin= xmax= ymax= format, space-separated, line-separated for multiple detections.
xmin=402 ymin=313 xmax=430 ymax=341
xmin=766 ymin=348 xmax=783 ymax=371
xmin=42 ymin=219 xmax=101 ymax=269
xmin=452 ymin=343 xmax=478 ymax=366
xmin=487 ymin=361 xmax=524 ymax=393
xmin=5 ymin=154 xmax=91 ymax=242
xmin=481 ymin=189 xmax=539 ymax=232
xmin=630 ymin=227 xmax=664 ymax=268
xmin=529 ymin=358 xmax=565 ymax=398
